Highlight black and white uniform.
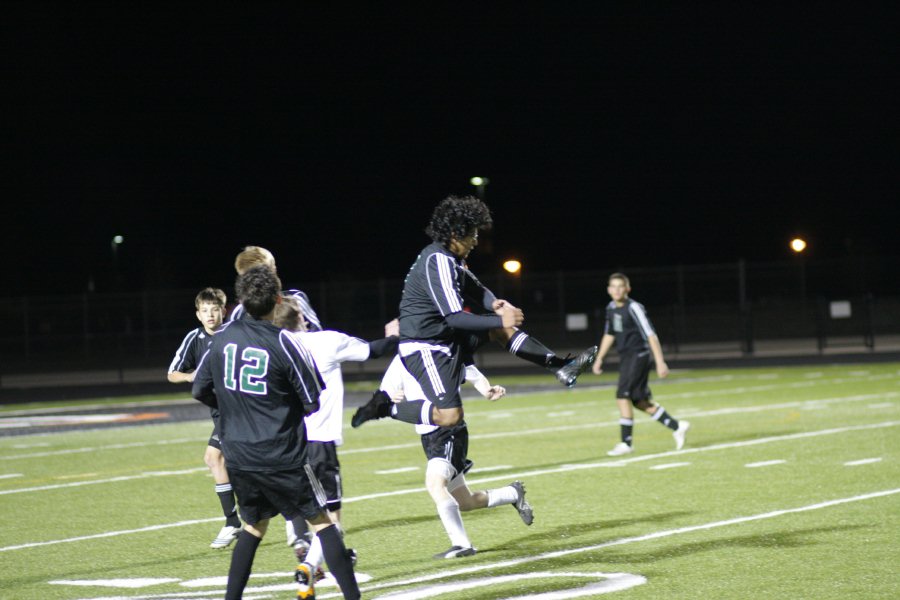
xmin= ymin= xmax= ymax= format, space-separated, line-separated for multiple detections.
xmin=604 ymin=298 xmax=657 ymax=402
xmin=168 ymin=327 xmax=220 ymax=448
xmin=398 ymin=242 xmax=502 ymax=409
xmin=230 ymin=288 xmax=322 ymax=332
xmin=192 ymin=318 xmax=326 ymax=525
xmin=285 ymin=330 xmax=397 ymax=512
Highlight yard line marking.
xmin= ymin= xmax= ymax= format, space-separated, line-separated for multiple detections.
xmin=745 ymin=460 xmax=786 ymax=468
xmin=0 ymin=473 xmax=23 ymax=480
xmin=470 ymin=465 xmax=513 ymax=473
xmin=375 ymin=467 xmax=419 ymax=475
xmin=844 ymin=458 xmax=882 ymax=466
xmin=548 ymin=411 xmax=576 ymax=417
xmin=62 ymin=489 xmax=900 ymax=599
xmin=3 ymin=421 xmax=897 ymax=554
xmin=649 ymin=462 xmax=691 ymax=470
xmin=0 ymin=437 xmax=204 ymax=461
xmin=867 ymin=402 xmax=895 ymax=409
xmin=0 ymin=467 xmax=207 ymax=496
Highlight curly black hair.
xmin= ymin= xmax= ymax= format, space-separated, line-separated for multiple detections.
xmin=425 ymin=195 xmax=493 ymax=245
xmin=235 ymin=266 xmax=282 ymax=319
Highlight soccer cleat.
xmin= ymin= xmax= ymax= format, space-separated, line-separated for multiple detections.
xmin=293 ymin=538 xmax=311 ymax=562
xmin=295 ymin=562 xmax=316 ymax=599
xmin=607 ymin=442 xmax=634 ymax=456
xmin=351 ymin=390 xmax=393 ymax=428
xmin=509 ymin=480 xmax=534 ymax=526
xmin=209 ymin=524 xmax=241 ymax=549
xmin=433 ymin=545 xmax=477 ymax=559
xmin=673 ymin=420 xmax=691 ymax=450
xmin=555 ymin=345 xmax=599 ymax=388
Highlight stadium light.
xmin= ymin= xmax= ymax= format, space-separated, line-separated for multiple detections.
xmin=503 ymin=259 xmax=521 ymax=274
xmin=470 ymin=176 xmax=489 ymax=199
xmin=790 ymin=238 xmax=807 ymax=253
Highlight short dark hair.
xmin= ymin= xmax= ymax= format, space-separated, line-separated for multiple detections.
xmin=235 ymin=266 xmax=282 ymax=318
xmin=425 ymin=195 xmax=493 ymax=245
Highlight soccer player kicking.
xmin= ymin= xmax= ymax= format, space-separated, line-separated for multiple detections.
xmin=193 ymin=267 xmax=360 ymax=600
xmin=273 ymin=296 xmax=398 ymax=579
xmin=352 ymin=194 xmax=598 ymax=430
xmin=375 ymin=354 xmax=534 ymax=558
xmin=167 ymin=287 xmax=241 ymax=549
xmin=592 ymin=272 xmax=690 ymax=456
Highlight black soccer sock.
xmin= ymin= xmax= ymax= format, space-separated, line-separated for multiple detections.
xmin=225 ymin=529 xmax=261 ymax=600
xmin=391 ymin=399 xmax=435 ymax=425
xmin=215 ymin=483 xmax=241 ymax=527
xmin=291 ymin=515 xmax=311 ymax=542
xmin=652 ymin=406 xmax=679 ymax=431
xmin=619 ymin=418 xmax=634 ymax=445
xmin=318 ymin=524 xmax=361 ymax=600
xmin=506 ymin=330 xmax=567 ymax=369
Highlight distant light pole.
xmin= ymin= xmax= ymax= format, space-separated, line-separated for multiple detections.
xmin=111 ymin=235 xmax=124 ymax=289
xmin=470 ymin=176 xmax=489 ymax=200
xmin=791 ymin=237 xmax=808 ymax=322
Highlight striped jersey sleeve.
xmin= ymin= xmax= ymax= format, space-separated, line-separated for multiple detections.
xmin=168 ymin=328 xmax=201 ymax=373
xmin=628 ymin=301 xmax=656 ymax=339
xmin=424 ymin=251 xmax=464 ymax=316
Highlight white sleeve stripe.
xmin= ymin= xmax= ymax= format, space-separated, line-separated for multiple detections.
xmin=426 ymin=253 xmax=462 ymax=315
xmin=421 ymin=400 xmax=434 ymax=425
xmin=421 ymin=349 xmax=446 ymax=395
xmin=168 ymin=329 xmax=200 ymax=372
xmin=629 ymin=303 xmax=655 ymax=338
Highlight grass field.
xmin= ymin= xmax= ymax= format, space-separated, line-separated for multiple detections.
xmin=1 ymin=362 xmax=899 ymax=599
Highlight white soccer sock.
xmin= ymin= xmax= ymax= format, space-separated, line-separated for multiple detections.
xmin=486 ymin=485 xmax=518 ymax=508
xmin=305 ymin=534 xmax=323 ymax=569
xmin=436 ymin=497 xmax=470 ymax=548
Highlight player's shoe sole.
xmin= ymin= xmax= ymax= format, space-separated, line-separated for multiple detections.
xmin=607 ymin=442 xmax=634 ymax=456
xmin=555 ymin=345 xmax=599 ymax=388
xmin=673 ymin=420 xmax=691 ymax=450
xmin=351 ymin=390 xmax=392 ymax=428
xmin=209 ymin=525 xmax=241 ymax=549
xmin=295 ymin=562 xmax=316 ymax=599
xmin=433 ymin=545 xmax=477 ymax=559
xmin=510 ymin=480 xmax=534 ymax=526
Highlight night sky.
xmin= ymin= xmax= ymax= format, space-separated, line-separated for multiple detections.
xmin=3 ymin=4 xmax=896 ymax=296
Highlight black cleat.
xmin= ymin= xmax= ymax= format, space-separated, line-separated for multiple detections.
xmin=351 ymin=390 xmax=393 ymax=428
xmin=433 ymin=545 xmax=477 ymax=559
xmin=555 ymin=345 xmax=598 ymax=388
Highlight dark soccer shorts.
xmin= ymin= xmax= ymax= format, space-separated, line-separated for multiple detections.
xmin=228 ymin=465 xmax=325 ymax=526
xmin=400 ymin=347 xmax=465 ymax=409
xmin=306 ymin=441 xmax=342 ymax=512
xmin=207 ymin=419 xmax=222 ymax=450
xmin=421 ymin=422 xmax=474 ymax=477
xmin=616 ymin=351 xmax=653 ymax=403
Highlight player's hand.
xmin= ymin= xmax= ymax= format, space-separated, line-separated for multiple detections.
xmin=384 ymin=318 xmax=400 ymax=337
xmin=591 ymin=360 xmax=603 ymax=375
xmin=485 ymin=385 xmax=506 ymax=401
xmin=498 ymin=304 xmax=524 ymax=328
xmin=656 ymin=361 xmax=670 ymax=378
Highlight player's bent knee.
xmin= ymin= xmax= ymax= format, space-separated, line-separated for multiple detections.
xmin=426 ymin=459 xmax=455 ymax=500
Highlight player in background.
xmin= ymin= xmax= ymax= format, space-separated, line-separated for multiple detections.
xmin=351 ymin=194 xmax=598 ymax=430
xmin=592 ymin=272 xmax=690 ymax=456
xmin=273 ymin=296 xmax=398 ymax=579
xmin=374 ymin=353 xmax=534 ymax=558
xmin=230 ymin=245 xmax=322 ymax=331
xmin=193 ymin=267 xmax=360 ymax=600
xmin=167 ymin=287 xmax=240 ymax=549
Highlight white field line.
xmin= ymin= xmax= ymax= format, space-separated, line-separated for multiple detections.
xmin=0 ymin=467 xmax=207 ymax=496
xmin=844 ymin=458 xmax=883 ymax=466
xmin=81 ymin=488 xmax=900 ymax=600
xmin=746 ymin=460 xmax=787 ymax=468
xmin=374 ymin=467 xmax=419 ymax=475
xmin=648 ymin=462 xmax=691 ymax=470
xmin=2 ymin=420 xmax=896 ymax=554
xmin=2 ymin=390 xmax=897 ymax=494
xmin=0 ymin=437 xmax=204 ymax=461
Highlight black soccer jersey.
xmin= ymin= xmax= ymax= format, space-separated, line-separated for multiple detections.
xmin=398 ymin=242 xmax=501 ymax=344
xmin=168 ymin=327 xmax=213 ymax=374
xmin=230 ymin=288 xmax=322 ymax=331
xmin=604 ymin=298 xmax=657 ymax=354
xmin=192 ymin=318 xmax=324 ymax=471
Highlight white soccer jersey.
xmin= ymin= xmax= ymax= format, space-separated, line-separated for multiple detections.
xmin=288 ymin=330 xmax=370 ymax=445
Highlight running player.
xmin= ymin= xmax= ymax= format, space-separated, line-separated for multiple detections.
xmin=592 ymin=272 xmax=690 ymax=455
xmin=193 ymin=267 xmax=360 ymax=600
xmin=167 ymin=287 xmax=240 ymax=549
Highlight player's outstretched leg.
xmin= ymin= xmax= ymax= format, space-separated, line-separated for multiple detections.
xmin=555 ymin=345 xmax=599 ymax=388
xmin=351 ymin=390 xmax=393 ymax=428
